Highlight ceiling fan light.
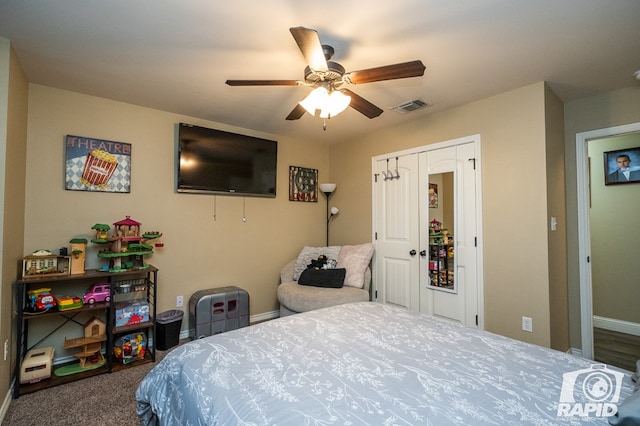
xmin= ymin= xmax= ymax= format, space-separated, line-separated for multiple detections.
xmin=299 ymin=86 xmax=329 ymax=115
xmin=319 ymin=90 xmax=351 ymax=118
xmin=328 ymin=90 xmax=351 ymax=116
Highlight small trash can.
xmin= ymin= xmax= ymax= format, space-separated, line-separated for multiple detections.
xmin=156 ymin=309 xmax=184 ymax=350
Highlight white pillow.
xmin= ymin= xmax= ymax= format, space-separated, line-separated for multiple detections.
xmin=293 ymin=246 xmax=341 ymax=281
xmin=337 ymin=243 xmax=375 ymax=288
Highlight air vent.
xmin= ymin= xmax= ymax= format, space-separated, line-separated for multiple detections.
xmin=391 ymin=99 xmax=429 ymax=113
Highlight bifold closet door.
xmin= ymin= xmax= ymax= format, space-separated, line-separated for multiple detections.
xmin=373 ymin=154 xmax=420 ymax=311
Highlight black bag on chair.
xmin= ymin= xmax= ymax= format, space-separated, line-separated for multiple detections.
xmin=298 ymin=268 xmax=346 ymax=288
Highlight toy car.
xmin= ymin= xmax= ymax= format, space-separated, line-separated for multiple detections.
xmin=34 ymin=292 xmax=56 ymax=311
xmin=27 ymin=288 xmax=57 ymax=311
xmin=83 ymin=283 xmax=111 ymax=305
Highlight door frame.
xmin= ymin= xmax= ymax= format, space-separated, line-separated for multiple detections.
xmin=371 ymin=134 xmax=484 ymax=328
xmin=576 ymin=121 xmax=640 ymax=359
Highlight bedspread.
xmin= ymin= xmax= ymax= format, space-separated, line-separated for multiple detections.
xmin=136 ymin=302 xmax=634 ymax=425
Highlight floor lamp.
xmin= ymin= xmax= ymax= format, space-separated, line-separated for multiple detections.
xmin=319 ymin=183 xmax=338 ymax=246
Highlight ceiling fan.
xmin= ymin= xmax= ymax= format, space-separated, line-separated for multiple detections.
xmin=225 ymin=27 xmax=426 ymax=122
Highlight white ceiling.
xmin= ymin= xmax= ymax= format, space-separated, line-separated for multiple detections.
xmin=1 ymin=0 xmax=639 ymax=145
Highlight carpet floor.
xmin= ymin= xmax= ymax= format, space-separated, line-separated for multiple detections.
xmin=3 ymin=342 xmax=180 ymax=426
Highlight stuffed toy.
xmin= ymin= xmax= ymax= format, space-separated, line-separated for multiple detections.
xmin=307 ymin=255 xmax=328 ymax=270
xmin=307 ymin=255 xmax=337 ymax=270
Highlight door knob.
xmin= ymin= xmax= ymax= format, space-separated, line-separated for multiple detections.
xmin=420 ymin=250 xmax=426 ymax=257
xmin=409 ymin=249 xmax=417 ymax=256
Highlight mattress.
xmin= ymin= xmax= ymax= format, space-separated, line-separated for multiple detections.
xmin=136 ymin=302 xmax=635 ymax=425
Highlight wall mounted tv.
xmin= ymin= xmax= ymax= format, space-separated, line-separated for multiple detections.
xmin=176 ymin=123 xmax=277 ymax=197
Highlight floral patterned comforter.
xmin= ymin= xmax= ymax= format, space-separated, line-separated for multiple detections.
xmin=136 ymin=302 xmax=634 ymax=425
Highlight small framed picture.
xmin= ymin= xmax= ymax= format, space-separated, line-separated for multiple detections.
xmin=289 ymin=166 xmax=318 ymax=202
xmin=428 ymin=183 xmax=438 ymax=208
xmin=603 ymin=147 xmax=640 ymax=185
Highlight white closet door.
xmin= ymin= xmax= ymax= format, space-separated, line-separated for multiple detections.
xmin=419 ymin=142 xmax=479 ymax=327
xmin=373 ymin=154 xmax=420 ymax=311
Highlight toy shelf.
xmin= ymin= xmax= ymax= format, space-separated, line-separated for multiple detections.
xmin=16 ymin=359 xmax=109 ymax=396
xmin=13 ymin=266 xmax=157 ymax=398
xmin=21 ymin=302 xmax=110 ymax=320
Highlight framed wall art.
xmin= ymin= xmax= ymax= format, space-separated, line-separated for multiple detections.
xmin=428 ymin=183 xmax=438 ymax=208
xmin=289 ymin=166 xmax=318 ymax=202
xmin=603 ymin=146 xmax=640 ymax=185
xmin=65 ymin=135 xmax=131 ymax=193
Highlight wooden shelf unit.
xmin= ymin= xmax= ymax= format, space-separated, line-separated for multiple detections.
xmin=13 ymin=266 xmax=157 ymax=398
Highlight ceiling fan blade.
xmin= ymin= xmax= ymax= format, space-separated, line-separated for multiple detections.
xmin=344 ymin=60 xmax=426 ymax=84
xmin=289 ymin=27 xmax=328 ymax=73
xmin=285 ymin=104 xmax=306 ymax=121
xmin=226 ymin=80 xmax=301 ymax=86
xmin=342 ymin=89 xmax=383 ymax=118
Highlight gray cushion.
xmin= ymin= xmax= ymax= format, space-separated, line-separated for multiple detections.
xmin=277 ymin=281 xmax=369 ymax=314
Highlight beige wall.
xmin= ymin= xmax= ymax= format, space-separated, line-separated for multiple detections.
xmin=22 ymin=84 xmax=329 ymax=354
xmin=0 ymin=39 xmax=28 ymax=409
xmin=588 ymin=133 xmax=640 ymax=323
xmin=564 ymin=86 xmax=640 ymax=349
xmin=329 ymin=82 xmax=556 ymax=347
xmin=544 ymin=85 xmax=569 ymax=350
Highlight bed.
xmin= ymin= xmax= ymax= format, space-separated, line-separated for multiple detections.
xmin=136 ymin=302 xmax=636 ymax=425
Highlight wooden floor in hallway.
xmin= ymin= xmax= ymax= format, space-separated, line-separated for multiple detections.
xmin=593 ymin=327 xmax=640 ymax=372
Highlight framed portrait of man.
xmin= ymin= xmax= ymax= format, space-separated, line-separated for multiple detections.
xmin=604 ymin=147 xmax=640 ymax=185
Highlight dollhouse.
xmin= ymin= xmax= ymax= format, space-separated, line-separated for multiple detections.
xmin=91 ymin=216 xmax=162 ymax=272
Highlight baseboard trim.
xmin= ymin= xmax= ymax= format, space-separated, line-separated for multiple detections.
xmin=0 ymin=381 xmax=13 ymax=424
xmin=250 ymin=310 xmax=279 ymax=324
xmin=569 ymin=347 xmax=583 ymax=357
xmin=179 ymin=310 xmax=280 ymax=340
xmin=593 ymin=315 xmax=640 ymax=337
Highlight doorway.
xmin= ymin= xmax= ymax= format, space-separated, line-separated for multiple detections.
xmin=576 ymin=122 xmax=640 ymax=364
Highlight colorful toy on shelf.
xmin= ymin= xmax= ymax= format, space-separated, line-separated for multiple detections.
xmin=20 ymin=347 xmax=54 ymax=384
xmin=113 ymin=332 xmax=147 ymax=364
xmin=56 ymin=295 xmax=83 ymax=311
xmin=22 ymin=249 xmax=70 ymax=279
xmin=115 ymin=300 xmax=149 ymax=326
xmin=26 ymin=288 xmax=57 ymax=312
xmin=90 ymin=216 xmax=163 ymax=272
xmin=60 ymin=317 xmax=107 ymax=373
xmin=69 ymin=238 xmax=88 ymax=275
xmin=83 ymin=283 xmax=111 ymax=305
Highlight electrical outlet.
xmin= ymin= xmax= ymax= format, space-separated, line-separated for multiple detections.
xmin=176 ymin=295 xmax=184 ymax=308
xmin=522 ymin=316 xmax=533 ymax=332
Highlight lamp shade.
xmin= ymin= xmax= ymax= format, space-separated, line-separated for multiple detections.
xmin=299 ymin=88 xmax=351 ymax=118
xmin=319 ymin=183 xmax=336 ymax=194
xmin=319 ymin=91 xmax=351 ymax=118
xmin=299 ymin=87 xmax=329 ymax=115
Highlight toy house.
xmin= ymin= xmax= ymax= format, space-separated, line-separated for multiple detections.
xmin=22 ymin=249 xmax=70 ymax=279
xmin=63 ymin=317 xmax=106 ymax=369
xmin=91 ymin=216 xmax=162 ymax=272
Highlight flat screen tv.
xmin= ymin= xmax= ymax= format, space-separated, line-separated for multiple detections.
xmin=176 ymin=123 xmax=277 ymax=197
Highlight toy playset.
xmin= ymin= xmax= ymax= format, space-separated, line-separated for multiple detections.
xmin=20 ymin=347 xmax=54 ymax=384
xmin=57 ymin=317 xmax=107 ymax=376
xmin=113 ymin=332 xmax=147 ymax=364
xmin=90 ymin=216 xmax=162 ymax=272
